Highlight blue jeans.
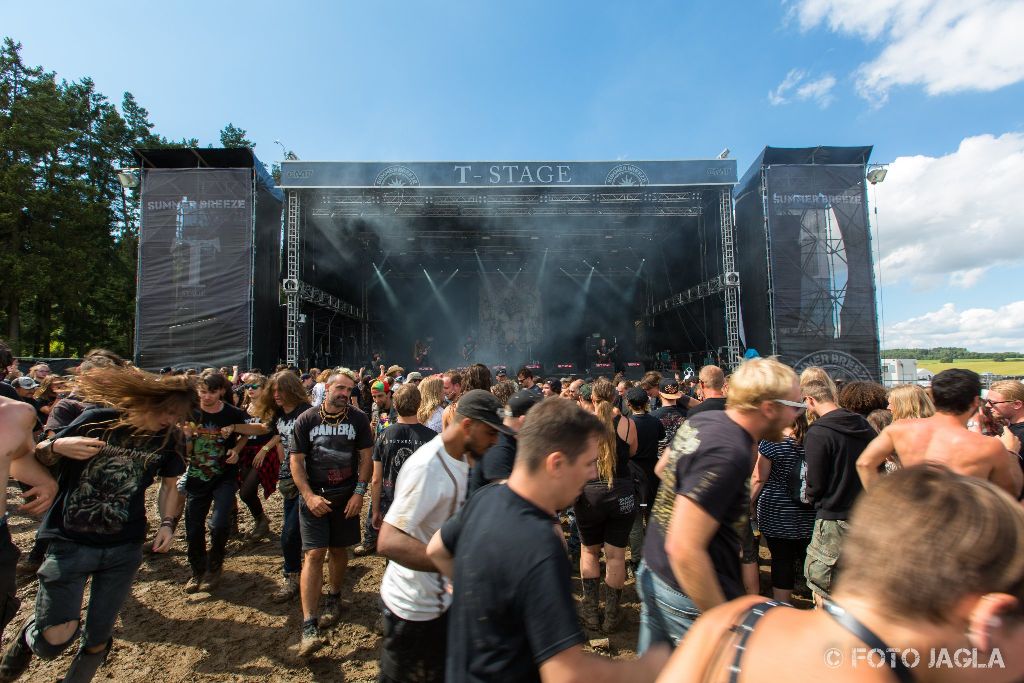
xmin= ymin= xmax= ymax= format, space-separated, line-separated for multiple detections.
xmin=281 ymin=494 xmax=302 ymax=575
xmin=636 ymin=560 xmax=702 ymax=653
xmin=28 ymin=539 xmax=143 ymax=653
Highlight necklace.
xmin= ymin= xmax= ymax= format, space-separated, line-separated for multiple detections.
xmin=319 ymin=401 xmax=348 ymax=426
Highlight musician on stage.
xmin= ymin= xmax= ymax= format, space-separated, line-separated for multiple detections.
xmin=594 ymin=337 xmax=617 ymax=365
xmin=413 ymin=338 xmax=431 ymax=367
xmin=461 ymin=335 xmax=477 ymax=363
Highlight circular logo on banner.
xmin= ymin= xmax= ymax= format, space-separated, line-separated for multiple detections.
xmin=374 ymin=165 xmax=420 ymax=187
xmin=793 ymin=350 xmax=874 ymax=382
xmin=605 ymin=164 xmax=649 ymax=187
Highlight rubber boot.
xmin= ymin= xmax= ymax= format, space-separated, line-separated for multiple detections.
xmin=601 ymin=586 xmax=623 ymax=634
xmin=580 ymin=578 xmax=600 ymax=631
xmin=59 ymin=638 xmax=112 ymax=683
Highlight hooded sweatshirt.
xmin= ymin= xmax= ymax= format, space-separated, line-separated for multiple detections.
xmin=804 ymin=408 xmax=876 ymax=520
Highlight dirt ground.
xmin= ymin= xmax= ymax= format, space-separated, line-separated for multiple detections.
xmin=4 ymin=484 xmax=804 ymax=682
xmin=4 ymin=486 xmax=654 ymax=683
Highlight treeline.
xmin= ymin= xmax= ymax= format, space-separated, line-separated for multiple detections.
xmin=0 ymin=38 xmax=254 ymax=359
xmin=882 ymin=348 xmax=1023 ymax=362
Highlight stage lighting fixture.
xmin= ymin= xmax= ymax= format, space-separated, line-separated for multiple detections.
xmin=866 ymin=166 xmax=888 ymax=184
xmin=718 ymin=148 xmax=730 ymax=159
xmin=115 ymin=168 xmax=140 ymax=189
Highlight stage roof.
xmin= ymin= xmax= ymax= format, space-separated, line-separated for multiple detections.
xmin=736 ymin=145 xmax=873 ymax=199
xmin=279 ymin=159 xmax=737 ymax=189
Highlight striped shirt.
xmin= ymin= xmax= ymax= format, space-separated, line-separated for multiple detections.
xmin=756 ymin=437 xmax=816 ymax=539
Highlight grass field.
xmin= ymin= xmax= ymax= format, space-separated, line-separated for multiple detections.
xmin=915 ymin=359 xmax=1024 ymax=376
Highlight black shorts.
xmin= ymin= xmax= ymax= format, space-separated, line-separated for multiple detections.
xmin=0 ymin=522 xmax=20 ymax=634
xmin=379 ymin=601 xmax=447 ymax=683
xmin=574 ymin=478 xmax=636 ymax=548
xmin=299 ymin=490 xmax=361 ymax=551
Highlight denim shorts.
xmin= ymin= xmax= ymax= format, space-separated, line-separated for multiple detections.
xmin=636 ymin=560 xmax=702 ymax=652
xmin=34 ymin=539 xmax=143 ymax=649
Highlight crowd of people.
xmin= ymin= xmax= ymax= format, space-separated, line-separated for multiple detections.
xmin=0 ymin=337 xmax=1023 ymax=682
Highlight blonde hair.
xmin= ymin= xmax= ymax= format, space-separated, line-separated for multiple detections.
xmin=417 ymin=376 xmax=445 ymax=424
xmin=888 ymin=384 xmax=935 ymax=420
xmin=990 ymin=380 xmax=1024 ymax=403
xmin=328 ymin=367 xmax=358 ymax=385
xmin=838 ymin=466 xmax=1024 ymax=622
xmin=725 ymin=358 xmax=798 ymax=411
xmin=316 ymin=369 xmax=332 ymax=383
xmin=590 ymin=378 xmax=619 ymax=485
xmin=799 ymin=366 xmax=838 ymax=403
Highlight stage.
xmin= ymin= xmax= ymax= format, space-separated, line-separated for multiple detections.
xmin=278 ymin=159 xmax=740 ymax=374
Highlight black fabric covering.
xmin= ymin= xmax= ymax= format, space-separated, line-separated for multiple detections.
xmin=133 ymin=154 xmax=282 ymax=372
xmin=735 ymin=147 xmax=880 ymax=381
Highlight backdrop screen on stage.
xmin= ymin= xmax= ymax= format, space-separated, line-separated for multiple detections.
xmin=136 ymin=168 xmax=253 ymax=370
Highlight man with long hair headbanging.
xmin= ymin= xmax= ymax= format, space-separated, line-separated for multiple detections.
xmin=0 ymin=367 xmax=196 ymax=683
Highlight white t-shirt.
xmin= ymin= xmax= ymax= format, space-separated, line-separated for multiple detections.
xmin=380 ymin=434 xmax=469 ymax=621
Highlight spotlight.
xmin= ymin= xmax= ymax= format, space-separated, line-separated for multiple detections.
xmin=115 ymin=168 xmax=140 ymax=189
xmin=717 ymin=148 xmax=730 ymax=159
xmin=867 ymin=165 xmax=888 ymax=184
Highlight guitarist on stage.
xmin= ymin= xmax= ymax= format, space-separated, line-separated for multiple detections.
xmin=594 ymin=337 xmax=617 ymax=365
xmin=461 ymin=334 xmax=477 ymax=363
xmin=413 ymin=338 xmax=431 ymax=367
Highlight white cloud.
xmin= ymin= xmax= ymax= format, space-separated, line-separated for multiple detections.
xmin=768 ymin=69 xmax=836 ymax=107
xmin=872 ymin=132 xmax=1024 ymax=288
xmin=884 ymin=301 xmax=1024 ymax=351
xmin=790 ymin=0 xmax=1024 ymax=101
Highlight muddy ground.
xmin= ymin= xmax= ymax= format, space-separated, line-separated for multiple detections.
xmin=4 ymin=485 xmax=802 ymax=682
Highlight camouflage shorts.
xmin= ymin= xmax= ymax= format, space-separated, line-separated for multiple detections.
xmin=804 ymin=518 xmax=850 ymax=599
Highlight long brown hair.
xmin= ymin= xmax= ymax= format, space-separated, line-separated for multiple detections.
xmin=590 ymin=378 xmax=618 ymax=485
xmin=73 ymin=367 xmax=197 ymax=435
xmin=254 ymin=370 xmax=308 ymax=421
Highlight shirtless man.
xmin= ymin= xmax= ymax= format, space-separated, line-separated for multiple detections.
xmin=857 ymin=369 xmax=1022 ymax=497
xmin=0 ymin=397 xmax=58 ymax=642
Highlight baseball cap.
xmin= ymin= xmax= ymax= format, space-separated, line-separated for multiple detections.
xmin=12 ymin=377 xmax=39 ymax=390
xmin=626 ymin=386 xmax=649 ymax=405
xmin=406 ymin=371 xmax=423 ymax=381
xmin=159 ymin=366 xmax=173 ymax=374
xmin=506 ymin=389 xmax=542 ymax=418
xmin=455 ymin=389 xmax=515 ymax=435
xmin=659 ymin=378 xmax=682 ymax=399
xmin=300 ymin=373 xmax=311 ymax=380
xmin=495 ymin=367 xmax=508 ymax=377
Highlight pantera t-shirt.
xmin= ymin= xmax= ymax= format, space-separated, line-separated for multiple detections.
xmin=39 ymin=408 xmax=186 ymax=547
xmin=291 ymin=406 xmax=373 ymax=492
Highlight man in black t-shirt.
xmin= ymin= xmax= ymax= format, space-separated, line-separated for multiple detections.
xmin=1 ymin=369 xmax=194 ymax=683
xmin=686 ymin=364 xmax=727 ymax=417
xmin=638 ymin=357 xmax=801 ymax=652
xmin=427 ymin=398 xmax=668 ymax=683
xmin=290 ymin=369 xmax=373 ymax=656
xmin=370 ymin=384 xmax=437 ymax=528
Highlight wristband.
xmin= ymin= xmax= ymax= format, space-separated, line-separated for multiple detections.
xmin=354 ymin=482 xmax=368 ymax=496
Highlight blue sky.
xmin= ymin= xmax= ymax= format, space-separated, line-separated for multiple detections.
xmin=8 ymin=0 xmax=1023 ymax=350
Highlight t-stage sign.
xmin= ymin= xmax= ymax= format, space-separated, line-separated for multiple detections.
xmin=278 ymin=160 xmax=737 ymax=189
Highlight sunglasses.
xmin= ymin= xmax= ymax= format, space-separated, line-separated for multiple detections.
xmin=773 ymin=399 xmax=806 ymax=412
xmin=243 ymin=384 xmax=263 ymax=390
xmin=986 ymin=399 xmax=1016 ymax=406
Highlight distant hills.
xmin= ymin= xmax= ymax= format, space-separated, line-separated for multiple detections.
xmin=882 ymin=347 xmax=1023 ymax=362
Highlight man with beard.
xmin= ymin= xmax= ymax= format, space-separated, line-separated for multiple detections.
xmin=638 ymin=358 xmax=802 ymax=650
xmin=290 ymin=369 xmax=373 ymax=656
xmin=376 ymin=390 xmax=508 ymax=682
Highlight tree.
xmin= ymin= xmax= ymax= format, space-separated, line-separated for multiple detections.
xmin=219 ymin=122 xmax=253 ymax=148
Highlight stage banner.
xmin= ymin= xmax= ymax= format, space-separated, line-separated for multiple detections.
xmin=765 ymin=165 xmax=880 ymax=381
xmin=478 ymin=274 xmax=543 ymax=362
xmin=136 ymin=169 xmax=253 ymax=370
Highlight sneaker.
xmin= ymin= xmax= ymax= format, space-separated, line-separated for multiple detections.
xmin=297 ymin=621 xmax=323 ymax=657
xmin=318 ymin=594 xmax=342 ymax=629
xmin=0 ymin=620 xmax=34 ymax=682
xmin=352 ymin=543 xmax=375 ymax=557
xmin=199 ymin=569 xmax=221 ymax=592
xmin=272 ymin=573 xmax=299 ymax=603
xmin=184 ymin=574 xmax=204 ymax=594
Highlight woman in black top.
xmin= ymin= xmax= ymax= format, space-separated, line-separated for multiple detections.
xmin=574 ymin=378 xmax=638 ymax=634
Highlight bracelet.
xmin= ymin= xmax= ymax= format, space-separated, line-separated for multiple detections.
xmin=354 ymin=482 xmax=368 ymax=496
